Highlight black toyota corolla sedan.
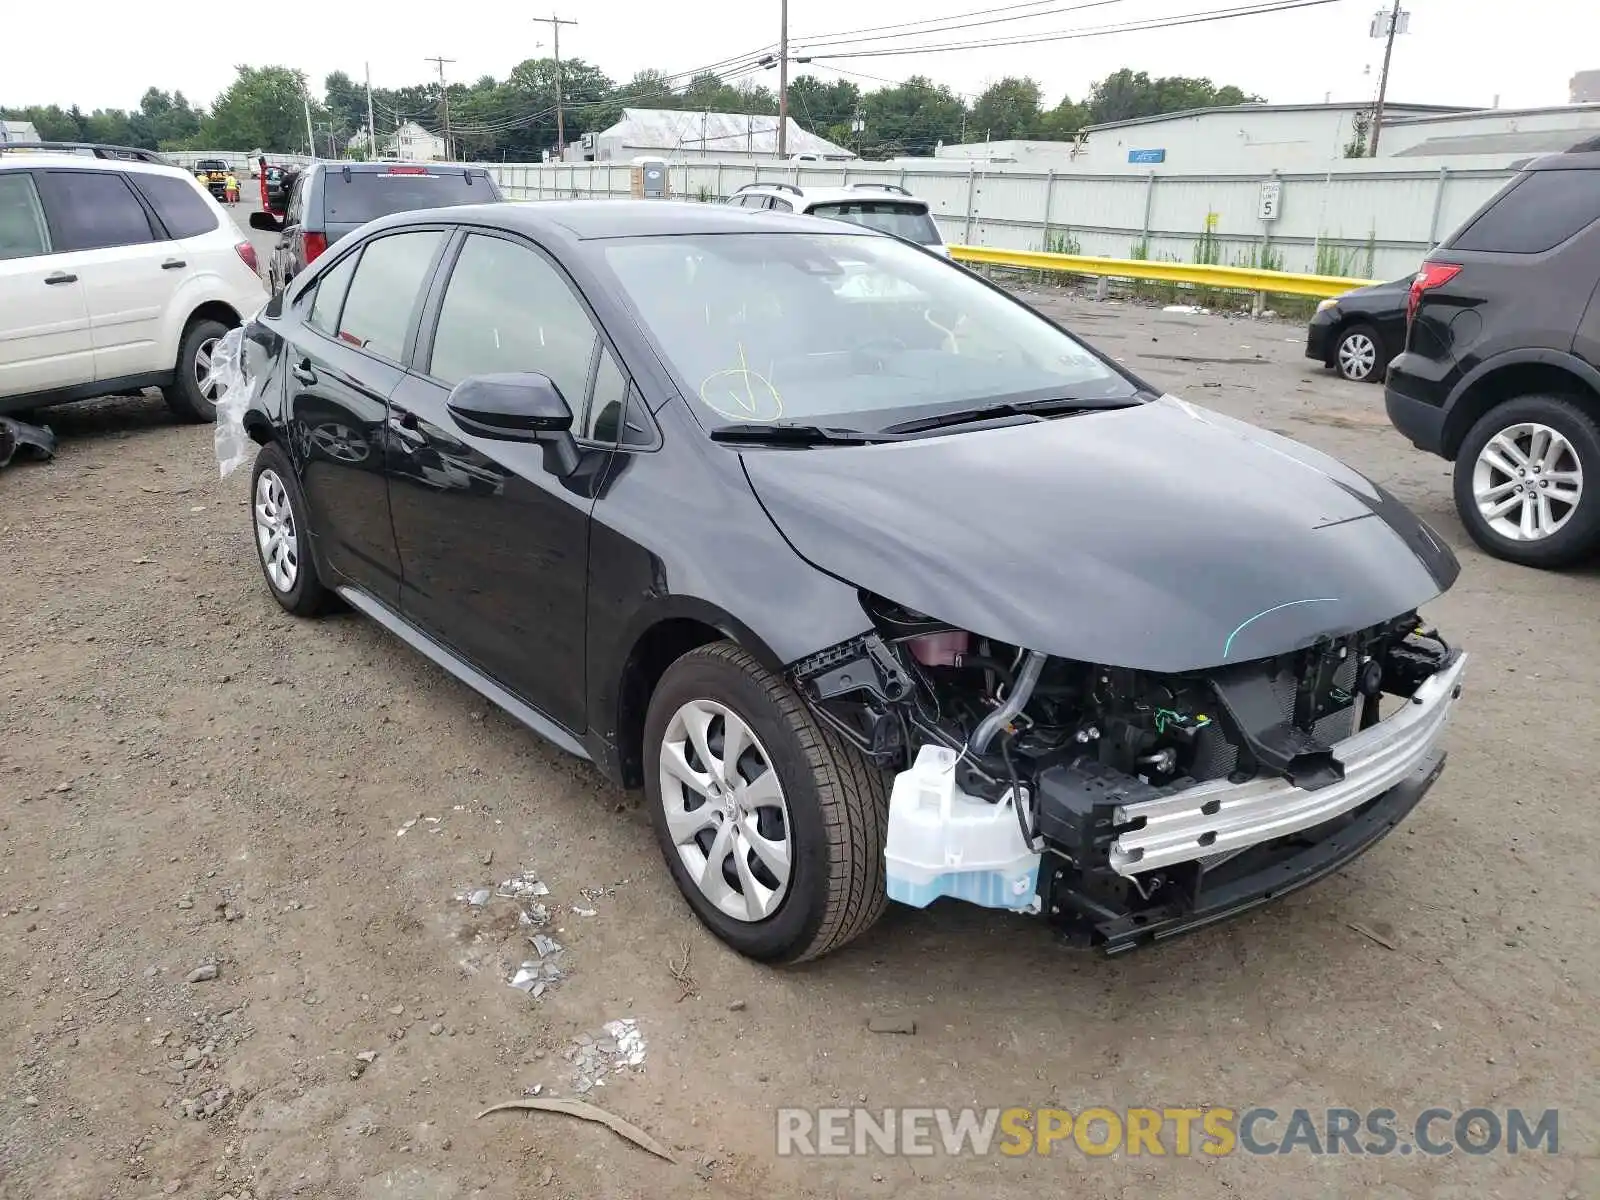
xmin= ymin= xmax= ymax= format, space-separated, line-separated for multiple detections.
xmin=229 ymin=200 xmax=1467 ymax=963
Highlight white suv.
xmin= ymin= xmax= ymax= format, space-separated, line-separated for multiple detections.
xmin=0 ymin=143 xmax=266 ymax=422
xmin=726 ymin=182 xmax=950 ymax=256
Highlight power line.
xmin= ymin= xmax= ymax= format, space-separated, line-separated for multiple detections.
xmin=796 ymin=0 xmax=1137 ymax=53
xmin=801 ymin=0 xmax=1346 ymax=59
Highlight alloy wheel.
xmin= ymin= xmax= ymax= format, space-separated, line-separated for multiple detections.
xmin=1471 ymin=421 xmax=1584 ymax=542
xmin=1337 ymin=331 xmax=1377 ymax=380
xmin=194 ymin=337 xmax=223 ymax=404
xmin=658 ymin=698 xmax=793 ymax=923
xmin=254 ymin=469 xmax=300 ymax=592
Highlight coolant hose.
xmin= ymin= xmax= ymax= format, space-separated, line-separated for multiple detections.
xmin=970 ymin=649 xmax=1047 ymax=756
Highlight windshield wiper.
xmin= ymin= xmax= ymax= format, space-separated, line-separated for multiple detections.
xmin=881 ymin=394 xmax=1138 ymax=436
xmin=709 ymin=422 xmax=890 ymax=446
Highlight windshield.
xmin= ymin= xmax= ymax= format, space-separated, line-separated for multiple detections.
xmin=322 ymin=170 xmax=490 ymax=223
xmin=808 ymin=200 xmax=941 ymax=246
xmin=598 ymin=232 xmax=1136 ymax=432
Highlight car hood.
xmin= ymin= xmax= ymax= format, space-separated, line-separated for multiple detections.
xmin=739 ymin=395 xmax=1458 ymax=672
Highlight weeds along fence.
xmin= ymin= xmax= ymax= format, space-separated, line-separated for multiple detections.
xmin=488 ymin=158 xmax=1516 ymax=287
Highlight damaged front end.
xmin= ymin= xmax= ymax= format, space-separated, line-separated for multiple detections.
xmin=790 ymin=597 xmax=1465 ymax=953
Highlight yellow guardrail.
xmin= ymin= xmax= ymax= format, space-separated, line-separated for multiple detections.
xmin=947 ymin=244 xmax=1378 ymax=300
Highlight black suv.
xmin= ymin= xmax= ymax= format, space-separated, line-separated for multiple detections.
xmin=250 ymin=161 xmax=501 ymax=294
xmin=1385 ymin=148 xmax=1600 ymax=567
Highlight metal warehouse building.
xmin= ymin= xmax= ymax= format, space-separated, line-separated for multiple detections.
xmin=565 ymin=107 xmax=854 ymax=163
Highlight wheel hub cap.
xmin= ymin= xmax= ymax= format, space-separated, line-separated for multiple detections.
xmin=1338 ymin=333 xmax=1376 ymax=379
xmin=254 ymin=469 xmax=299 ymax=592
xmin=1471 ymin=421 xmax=1583 ymax=542
xmin=659 ymin=698 xmax=793 ymax=924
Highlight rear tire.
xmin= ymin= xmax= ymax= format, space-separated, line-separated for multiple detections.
xmin=250 ymin=442 xmax=333 ymax=616
xmin=644 ymin=641 xmax=889 ymax=963
xmin=1334 ymin=323 xmax=1387 ymax=383
xmin=1453 ymin=394 xmax=1600 ymax=568
xmin=163 ymin=318 xmax=232 ymax=423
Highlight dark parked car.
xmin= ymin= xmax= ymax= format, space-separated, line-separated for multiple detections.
xmin=230 ymin=201 xmax=1466 ymax=962
xmin=1386 ymin=148 xmax=1600 ymax=568
xmin=1305 ymin=277 xmax=1410 ymax=383
xmin=249 ymin=161 xmax=502 ymax=294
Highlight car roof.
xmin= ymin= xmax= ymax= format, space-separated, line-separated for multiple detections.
xmin=306 ymin=160 xmax=491 ymax=175
xmin=733 ymin=182 xmax=930 ymax=208
xmin=358 ymin=199 xmax=880 ymax=242
xmin=0 ymin=151 xmax=200 ymax=181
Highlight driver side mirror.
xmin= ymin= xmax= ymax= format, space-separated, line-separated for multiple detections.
xmin=249 ymin=211 xmax=284 ymax=233
xmin=446 ymin=372 xmax=579 ymax=476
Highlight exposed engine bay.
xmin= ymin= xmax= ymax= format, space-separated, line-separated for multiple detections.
xmin=790 ymin=594 xmax=1465 ymax=952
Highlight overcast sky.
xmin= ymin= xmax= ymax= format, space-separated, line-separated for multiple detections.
xmin=8 ymin=0 xmax=1597 ymax=117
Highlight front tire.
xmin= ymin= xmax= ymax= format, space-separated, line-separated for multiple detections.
xmin=1453 ymin=394 xmax=1600 ymax=568
xmin=644 ymin=642 xmax=889 ymax=963
xmin=250 ymin=443 xmax=333 ymax=616
xmin=163 ymin=318 xmax=232 ymax=423
xmin=1334 ymin=323 xmax=1387 ymax=382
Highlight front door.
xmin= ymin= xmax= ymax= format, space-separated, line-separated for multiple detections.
xmin=387 ymin=230 xmax=613 ymax=734
xmin=0 ymin=170 xmax=94 ymax=398
xmin=282 ymin=229 xmax=447 ymax=604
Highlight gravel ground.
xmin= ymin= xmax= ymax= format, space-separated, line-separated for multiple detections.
xmin=0 ymin=220 xmax=1595 ymax=1198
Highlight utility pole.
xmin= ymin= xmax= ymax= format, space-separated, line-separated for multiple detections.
xmin=534 ymin=14 xmax=578 ymax=158
xmin=778 ymin=0 xmax=790 ymax=159
xmin=302 ymin=87 xmax=317 ymax=160
xmin=425 ymin=55 xmax=456 ymax=159
xmin=1368 ymin=0 xmax=1409 ymax=156
xmin=365 ymin=62 xmax=377 ymax=158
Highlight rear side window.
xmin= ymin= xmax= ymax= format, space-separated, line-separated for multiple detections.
xmin=307 ymin=251 xmax=358 ymax=337
xmin=323 ymin=169 xmax=488 ymax=224
xmin=36 ymin=170 xmax=154 ymax=251
xmin=807 ymin=200 xmax=942 ymax=246
xmin=0 ymin=173 xmax=52 ymax=260
xmin=336 ymin=230 xmax=444 ymax=360
xmin=1452 ymin=169 xmax=1600 ymax=254
xmin=131 ymin=173 xmax=219 ymax=239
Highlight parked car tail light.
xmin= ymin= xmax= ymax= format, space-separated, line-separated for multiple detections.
xmin=1407 ymin=262 xmax=1461 ymax=324
xmin=235 ymin=241 xmax=258 ymax=273
xmin=303 ymin=231 xmax=328 ymax=264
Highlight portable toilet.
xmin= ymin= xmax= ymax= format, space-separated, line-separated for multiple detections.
xmin=630 ymin=156 xmax=669 ymax=199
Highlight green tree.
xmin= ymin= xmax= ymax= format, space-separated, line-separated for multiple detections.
xmin=970 ymin=77 xmax=1043 ymax=141
xmin=1085 ymin=68 xmax=1263 ymax=125
xmin=858 ymin=76 xmax=966 ymax=158
xmin=202 ymin=65 xmax=324 ymax=153
xmin=786 ymin=75 xmax=861 ymax=135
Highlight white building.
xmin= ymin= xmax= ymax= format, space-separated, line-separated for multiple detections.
xmin=1072 ymin=102 xmax=1469 ymax=170
xmin=1 ymin=120 xmax=41 ymax=144
xmin=567 ymin=108 xmax=854 ymax=163
xmin=349 ymin=121 xmax=446 ymax=162
xmin=1381 ymin=104 xmax=1600 ymax=158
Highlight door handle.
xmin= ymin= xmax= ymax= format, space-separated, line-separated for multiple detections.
xmin=291 ymin=360 xmax=317 ymax=385
xmin=161 ymin=258 xmax=187 ymax=270
xmin=44 ymin=272 xmax=77 ymax=285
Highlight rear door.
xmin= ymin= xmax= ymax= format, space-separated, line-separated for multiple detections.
xmin=0 ymin=169 xmax=95 ymax=398
xmin=386 ymin=229 xmax=612 ymax=731
xmin=34 ymin=168 xmax=178 ymax=382
xmin=320 ymin=166 xmax=493 ymax=249
xmin=280 ymin=228 xmax=448 ymax=604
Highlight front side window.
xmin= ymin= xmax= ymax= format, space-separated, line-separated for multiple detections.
xmin=428 ymin=233 xmax=599 ymax=417
xmin=131 ymin=172 xmax=219 ymax=240
xmin=36 ymin=170 xmax=154 ymax=251
xmin=336 ymin=230 xmax=443 ymax=360
xmin=0 ymin=173 xmax=52 ymax=260
xmin=599 ymin=231 xmax=1136 ymax=432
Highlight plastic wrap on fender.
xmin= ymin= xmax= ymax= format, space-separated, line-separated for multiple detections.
xmin=211 ymin=325 xmax=252 ymax=479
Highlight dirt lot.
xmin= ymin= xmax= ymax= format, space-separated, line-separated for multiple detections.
xmin=1 ymin=233 xmax=1595 ymax=1198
